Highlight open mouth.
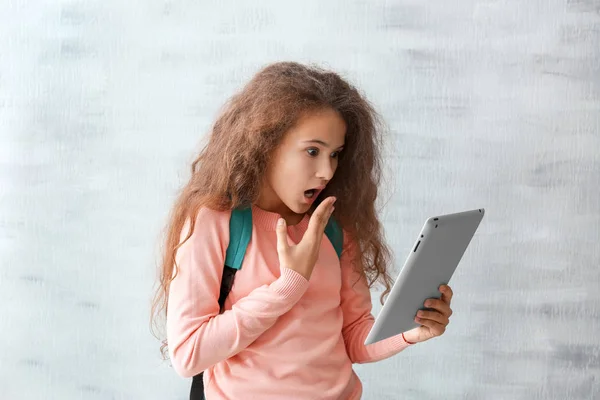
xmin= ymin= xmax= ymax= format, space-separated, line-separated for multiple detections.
xmin=303 ymin=186 xmax=325 ymax=202
xmin=304 ymin=189 xmax=319 ymax=199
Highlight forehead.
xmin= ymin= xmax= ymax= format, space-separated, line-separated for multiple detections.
xmin=283 ymin=108 xmax=346 ymax=146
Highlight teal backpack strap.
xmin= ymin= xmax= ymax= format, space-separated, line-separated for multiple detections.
xmin=201 ymin=207 xmax=252 ymax=399
xmin=224 ymin=207 xmax=253 ymax=270
xmin=324 ymin=217 xmax=344 ymax=259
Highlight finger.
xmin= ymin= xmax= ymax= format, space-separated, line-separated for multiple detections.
xmin=276 ymin=218 xmax=289 ymax=254
xmin=439 ymin=284 xmax=453 ymax=304
xmin=416 ymin=310 xmax=449 ymax=325
xmin=307 ymin=197 xmax=336 ymax=237
xmin=415 ymin=318 xmax=447 ymax=336
xmin=424 ymin=299 xmax=452 ymax=317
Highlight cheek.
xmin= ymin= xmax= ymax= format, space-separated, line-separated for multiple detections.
xmin=271 ymin=156 xmax=306 ymax=188
xmin=284 ymin=152 xmax=310 ymax=172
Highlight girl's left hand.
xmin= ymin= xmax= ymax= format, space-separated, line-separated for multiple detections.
xmin=402 ymin=285 xmax=454 ymax=344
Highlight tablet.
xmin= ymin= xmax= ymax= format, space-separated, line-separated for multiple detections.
xmin=364 ymin=208 xmax=485 ymax=345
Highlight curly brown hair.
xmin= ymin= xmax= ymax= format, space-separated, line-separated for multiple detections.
xmin=150 ymin=61 xmax=395 ymax=358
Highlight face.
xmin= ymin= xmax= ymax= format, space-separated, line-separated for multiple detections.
xmin=256 ymin=107 xmax=347 ymax=225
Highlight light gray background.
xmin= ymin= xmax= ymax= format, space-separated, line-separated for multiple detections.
xmin=1 ymin=0 xmax=599 ymax=399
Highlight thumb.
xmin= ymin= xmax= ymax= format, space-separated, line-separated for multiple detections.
xmin=275 ymin=218 xmax=289 ymax=255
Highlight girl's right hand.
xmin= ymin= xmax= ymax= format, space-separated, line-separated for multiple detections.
xmin=275 ymin=196 xmax=337 ymax=281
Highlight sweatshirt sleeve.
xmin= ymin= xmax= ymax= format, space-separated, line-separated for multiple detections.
xmin=339 ymin=232 xmax=414 ymax=364
xmin=166 ymin=207 xmax=309 ymax=378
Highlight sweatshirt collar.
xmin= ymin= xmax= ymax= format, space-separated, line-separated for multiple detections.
xmin=251 ymin=204 xmax=310 ymax=232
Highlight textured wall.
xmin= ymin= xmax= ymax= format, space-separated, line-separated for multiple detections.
xmin=1 ymin=0 xmax=599 ymax=399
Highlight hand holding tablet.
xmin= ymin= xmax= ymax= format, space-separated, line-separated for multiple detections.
xmin=364 ymin=208 xmax=485 ymax=345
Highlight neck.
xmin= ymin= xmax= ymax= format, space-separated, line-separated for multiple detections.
xmin=253 ymin=201 xmax=305 ymax=226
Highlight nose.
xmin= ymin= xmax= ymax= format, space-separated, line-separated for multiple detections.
xmin=316 ymin=157 xmax=336 ymax=181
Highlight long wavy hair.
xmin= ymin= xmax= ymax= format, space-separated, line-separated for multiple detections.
xmin=151 ymin=61 xmax=394 ymax=358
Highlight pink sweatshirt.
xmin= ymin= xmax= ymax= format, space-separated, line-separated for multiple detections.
xmin=166 ymin=205 xmax=413 ymax=399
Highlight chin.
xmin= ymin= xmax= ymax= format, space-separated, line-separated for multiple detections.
xmin=285 ymin=200 xmax=309 ymax=215
xmin=289 ymin=204 xmax=307 ymax=215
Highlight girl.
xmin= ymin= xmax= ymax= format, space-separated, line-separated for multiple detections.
xmin=151 ymin=61 xmax=454 ymax=399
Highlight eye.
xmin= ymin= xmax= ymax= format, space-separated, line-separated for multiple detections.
xmin=331 ymin=151 xmax=340 ymax=158
xmin=307 ymin=148 xmax=319 ymax=157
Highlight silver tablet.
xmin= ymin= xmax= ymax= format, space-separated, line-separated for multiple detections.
xmin=364 ymin=208 xmax=485 ymax=345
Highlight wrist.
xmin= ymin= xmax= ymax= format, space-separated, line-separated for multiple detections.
xmin=402 ymin=331 xmax=418 ymax=345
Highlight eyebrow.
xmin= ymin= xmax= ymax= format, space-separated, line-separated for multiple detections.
xmin=302 ymin=139 xmax=345 ymax=149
